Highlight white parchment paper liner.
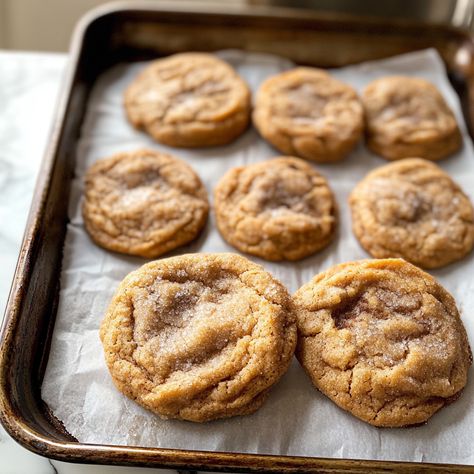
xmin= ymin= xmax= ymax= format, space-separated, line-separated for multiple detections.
xmin=42 ymin=49 xmax=474 ymax=464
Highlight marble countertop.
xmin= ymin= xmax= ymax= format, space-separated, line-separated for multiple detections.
xmin=0 ymin=50 xmax=184 ymax=474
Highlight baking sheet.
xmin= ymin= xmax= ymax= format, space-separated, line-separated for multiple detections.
xmin=41 ymin=49 xmax=474 ymax=464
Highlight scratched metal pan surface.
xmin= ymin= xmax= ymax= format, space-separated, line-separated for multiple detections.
xmin=1 ymin=2 xmax=474 ymax=472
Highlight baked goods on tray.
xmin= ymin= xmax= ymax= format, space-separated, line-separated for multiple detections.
xmin=362 ymin=76 xmax=462 ymax=161
xmin=214 ymin=157 xmax=338 ymax=261
xmin=349 ymin=158 xmax=474 ymax=268
xmin=253 ymin=68 xmax=364 ymax=162
xmin=90 ymin=54 xmax=472 ymax=431
xmin=82 ymin=149 xmax=209 ymax=258
xmin=124 ymin=53 xmax=251 ymax=147
xmin=100 ymin=253 xmax=297 ymax=422
xmin=293 ymin=258 xmax=472 ymax=427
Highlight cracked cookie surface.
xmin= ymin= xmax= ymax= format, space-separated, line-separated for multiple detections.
xmin=294 ymin=258 xmax=472 ymax=427
xmin=82 ymin=149 xmax=209 ymax=258
xmin=214 ymin=157 xmax=338 ymax=261
xmin=253 ymin=68 xmax=364 ymax=162
xmin=349 ymin=158 xmax=474 ymax=269
xmin=100 ymin=253 xmax=297 ymax=422
xmin=124 ymin=53 xmax=251 ymax=147
xmin=362 ymin=76 xmax=462 ymax=161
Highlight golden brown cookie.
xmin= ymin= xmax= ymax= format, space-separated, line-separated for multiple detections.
xmin=253 ymin=68 xmax=364 ymax=162
xmin=214 ymin=157 xmax=338 ymax=261
xmin=362 ymin=76 xmax=462 ymax=161
xmin=82 ymin=149 xmax=209 ymax=258
xmin=124 ymin=53 xmax=251 ymax=147
xmin=100 ymin=253 xmax=297 ymax=422
xmin=349 ymin=158 xmax=474 ymax=269
xmin=294 ymin=258 xmax=472 ymax=427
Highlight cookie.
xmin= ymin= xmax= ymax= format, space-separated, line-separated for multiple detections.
xmin=100 ymin=253 xmax=297 ymax=422
xmin=362 ymin=76 xmax=462 ymax=161
xmin=214 ymin=157 xmax=338 ymax=261
xmin=294 ymin=258 xmax=472 ymax=427
xmin=82 ymin=149 xmax=209 ymax=258
xmin=349 ymin=158 xmax=474 ymax=269
xmin=124 ymin=53 xmax=251 ymax=147
xmin=253 ymin=68 xmax=364 ymax=162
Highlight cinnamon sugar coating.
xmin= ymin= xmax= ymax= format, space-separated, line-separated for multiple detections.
xmin=100 ymin=253 xmax=297 ymax=422
xmin=253 ymin=68 xmax=364 ymax=162
xmin=124 ymin=53 xmax=251 ymax=147
xmin=214 ymin=157 xmax=338 ymax=261
xmin=294 ymin=258 xmax=472 ymax=427
xmin=362 ymin=76 xmax=462 ymax=161
xmin=349 ymin=158 xmax=474 ymax=269
xmin=82 ymin=149 xmax=209 ymax=258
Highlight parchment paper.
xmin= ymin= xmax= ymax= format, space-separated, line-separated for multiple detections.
xmin=42 ymin=49 xmax=474 ymax=464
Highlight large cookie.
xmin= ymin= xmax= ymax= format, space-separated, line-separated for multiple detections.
xmin=294 ymin=258 xmax=472 ymax=427
xmin=83 ymin=149 xmax=209 ymax=258
xmin=349 ymin=158 xmax=474 ymax=269
xmin=100 ymin=253 xmax=297 ymax=422
xmin=124 ymin=53 xmax=251 ymax=147
xmin=214 ymin=157 xmax=338 ymax=261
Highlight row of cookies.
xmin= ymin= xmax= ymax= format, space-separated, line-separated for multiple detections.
xmin=100 ymin=253 xmax=472 ymax=427
xmin=124 ymin=52 xmax=461 ymax=162
xmin=82 ymin=149 xmax=474 ymax=269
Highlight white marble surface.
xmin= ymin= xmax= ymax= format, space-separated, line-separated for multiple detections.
xmin=0 ymin=50 xmax=180 ymax=474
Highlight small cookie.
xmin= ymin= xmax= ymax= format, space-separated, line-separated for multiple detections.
xmin=83 ymin=149 xmax=209 ymax=258
xmin=362 ymin=76 xmax=462 ymax=160
xmin=253 ymin=68 xmax=364 ymax=162
xmin=349 ymin=158 xmax=474 ymax=269
xmin=124 ymin=53 xmax=251 ymax=147
xmin=100 ymin=253 xmax=297 ymax=422
xmin=214 ymin=157 xmax=338 ymax=261
xmin=294 ymin=258 xmax=472 ymax=427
